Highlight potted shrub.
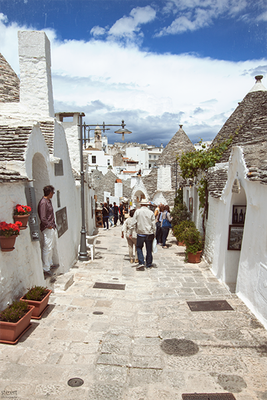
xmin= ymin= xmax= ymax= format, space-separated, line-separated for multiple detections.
xmin=0 ymin=300 xmax=34 ymax=344
xmin=183 ymin=225 xmax=203 ymax=263
xmin=20 ymin=286 xmax=52 ymax=319
xmin=173 ymin=220 xmax=195 ymax=246
xmin=0 ymin=221 xmax=22 ymax=251
xmin=170 ymin=202 xmax=191 ymax=228
xmin=13 ymin=204 xmax=31 ymax=229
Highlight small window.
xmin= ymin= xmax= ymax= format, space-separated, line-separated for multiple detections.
xmin=149 ymin=155 xmax=151 ymax=159
xmin=92 ymin=155 xmax=96 ymax=164
xmin=107 ymin=159 xmax=110 ymax=166
xmin=154 ymin=155 xmax=157 ymax=159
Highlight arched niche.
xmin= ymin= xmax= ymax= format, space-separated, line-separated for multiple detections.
xmin=133 ymin=190 xmax=146 ymax=203
xmin=32 ymin=153 xmax=50 ymax=206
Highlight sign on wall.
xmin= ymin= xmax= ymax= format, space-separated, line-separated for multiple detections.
xmin=56 ymin=207 xmax=68 ymax=238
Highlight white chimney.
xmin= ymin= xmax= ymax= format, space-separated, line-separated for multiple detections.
xmin=18 ymin=31 xmax=54 ymax=117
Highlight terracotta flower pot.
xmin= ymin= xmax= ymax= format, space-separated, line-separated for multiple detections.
xmin=13 ymin=214 xmax=29 ymax=230
xmin=0 ymin=235 xmax=17 ymax=252
xmin=177 ymin=241 xmax=185 ymax=246
xmin=187 ymin=250 xmax=202 ymax=263
xmin=20 ymin=290 xmax=52 ymax=319
xmin=0 ymin=305 xmax=34 ymax=344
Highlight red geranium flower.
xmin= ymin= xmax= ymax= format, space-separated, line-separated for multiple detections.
xmin=14 ymin=204 xmax=32 ymax=215
xmin=0 ymin=221 xmax=22 ymax=237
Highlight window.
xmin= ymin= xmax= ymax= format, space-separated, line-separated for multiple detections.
xmin=92 ymin=155 xmax=96 ymax=164
xmin=107 ymin=159 xmax=110 ymax=166
xmin=154 ymin=155 xmax=157 ymax=159
xmin=149 ymin=155 xmax=151 ymax=159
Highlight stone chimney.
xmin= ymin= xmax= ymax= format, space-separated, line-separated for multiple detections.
xmin=18 ymin=31 xmax=54 ymax=117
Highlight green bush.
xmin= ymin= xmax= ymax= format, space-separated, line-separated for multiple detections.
xmin=170 ymin=203 xmax=191 ymax=228
xmin=0 ymin=300 xmax=29 ymax=323
xmin=183 ymin=226 xmax=203 ymax=255
xmin=24 ymin=286 xmax=49 ymax=301
xmin=173 ymin=220 xmax=195 ymax=243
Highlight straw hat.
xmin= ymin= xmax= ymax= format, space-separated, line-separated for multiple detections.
xmin=140 ymin=198 xmax=149 ymax=205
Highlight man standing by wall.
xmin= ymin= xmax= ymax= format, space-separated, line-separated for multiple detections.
xmin=38 ymin=185 xmax=59 ymax=277
xmin=129 ymin=199 xmax=156 ymax=270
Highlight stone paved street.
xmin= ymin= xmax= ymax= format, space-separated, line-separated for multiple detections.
xmin=1 ymin=226 xmax=267 ymax=399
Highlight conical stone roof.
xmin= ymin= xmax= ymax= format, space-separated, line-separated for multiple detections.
xmin=208 ymin=75 xmax=267 ymax=198
xmin=0 ymin=53 xmax=20 ymax=103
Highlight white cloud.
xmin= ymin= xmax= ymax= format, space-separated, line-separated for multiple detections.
xmin=257 ymin=11 xmax=267 ymax=22
xmin=157 ymin=0 xmax=261 ymax=36
xmin=90 ymin=5 xmax=156 ymax=43
xmin=90 ymin=26 xmax=106 ymax=37
xmin=1 ymin=13 xmax=267 ymax=145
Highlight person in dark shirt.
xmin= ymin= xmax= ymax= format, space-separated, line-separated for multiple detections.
xmin=37 ymin=185 xmax=59 ymax=277
xmin=113 ymin=202 xmax=119 ymax=227
xmin=102 ymin=202 xmax=109 ymax=230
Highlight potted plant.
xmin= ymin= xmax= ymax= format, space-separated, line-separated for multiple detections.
xmin=170 ymin=202 xmax=191 ymax=228
xmin=0 ymin=300 xmax=34 ymax=344
xmin=13 ymin=204 xmax=31 ymax=229
xmin=0 ymin=221 xmax=22 ymax=251
xmin=20 ymin=286 xmax=52 ymax=319
xmin=183 ymin=225 xmax=203 ymax=263
xmin=173 ymin=220 xmax=195 ymax=246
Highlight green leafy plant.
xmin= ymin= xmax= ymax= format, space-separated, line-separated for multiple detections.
xmin=178 ymin=132 xmax=239 ymax=239
xmin=171 ymin=202 xmax=191 ymax=228
xmin=173 ymin=220 xmax=195 ymax=243
xmin=24 ymin=286 xmax=49 ymax=301
xmin=183 ymin=226 xmax=203 ymax=256
xmin=0 ymin=301 xmax=29 ymax=323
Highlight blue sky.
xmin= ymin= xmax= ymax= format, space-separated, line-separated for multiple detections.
xmin=1 ymin=0 xmax=267 ymax=146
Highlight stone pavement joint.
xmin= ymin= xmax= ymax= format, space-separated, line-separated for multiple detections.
xmin=0 ymin=226 xmax=267 ymax=399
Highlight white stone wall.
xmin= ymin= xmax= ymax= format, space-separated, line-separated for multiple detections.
xmin=157 ymin=165 xmax=171 ymax=191
xmin=204 ymin=147 xmax=267 ymax=328
xmin=18 ymin=31 xmax=54 ymax=118
xmin=0 ymin=182 xmax=45 ymax=311
xmin=61 ymin=122 xmax=80 ymax=173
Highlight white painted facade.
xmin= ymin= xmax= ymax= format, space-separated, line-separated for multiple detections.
xmin=0 ymin=31 xmax=95 ymax=310
xmin=204 ymin=147 xmax=267 ymax=328
xmin=86 ymin=149 xmax=113 ymax=174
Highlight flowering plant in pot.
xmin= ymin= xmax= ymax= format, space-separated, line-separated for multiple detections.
xmin=14 ymin=204 xmax=31 ymax=215
xmin=20 ymin=286 xmax=52 ymax=319
xmin=182 ymin=225 xmax=203 ymax=263
xmin=0 ymin=221 xmax=22 ymax=251
xmin=13 ymin=204 xmax=31 ymax=229
xmin=0 ymin=300 xmax=34 ymax=344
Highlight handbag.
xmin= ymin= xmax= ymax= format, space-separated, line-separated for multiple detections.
xmin=162 ymin=212 xmax=172 ymax=228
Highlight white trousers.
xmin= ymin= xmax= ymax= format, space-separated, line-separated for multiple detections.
xmin=42 ymin=228 xmax=59 ymax=271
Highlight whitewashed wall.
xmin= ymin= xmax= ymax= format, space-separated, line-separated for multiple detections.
xmin=0 ymin=182 xmax=45 ymax=311
xmin=204 ymin=147 xmax=267 ymax=328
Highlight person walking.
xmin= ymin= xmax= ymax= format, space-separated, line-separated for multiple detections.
xmin=113 ymin=202 xmax=119 ymax=227
xmin=161 ymin=205 xmax=173 ymax=248
xmin=108 ymin=204 xmax=114 ymax=227
xmin=129 ymin=198 xmax=156 ymax=270
xmin=37 ymin=185 xmax=59 ymax=277
xmin=122 ymin=209 xmax=138 ymax=263
xmin=156 ymin=204 xmax=164 ymax=245
xmin=102 ymin=202 xmax=109 ymax=230
xmin=119 ymin=203 xmax=125 ymax=225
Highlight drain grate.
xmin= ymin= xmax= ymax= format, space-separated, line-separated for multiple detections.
xmin=93 ymin=282 xmax=126 ymax=290
xmin=187 ymin=300 xmax=234 ymax=312
xmin=68 ymin=378 xmax=84 ymax=387
xmin=182 ymin=394 xmax=236 ymax=400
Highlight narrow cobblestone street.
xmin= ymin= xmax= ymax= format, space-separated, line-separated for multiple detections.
xmin=1 ymin=226 xmax=267 ymax=399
